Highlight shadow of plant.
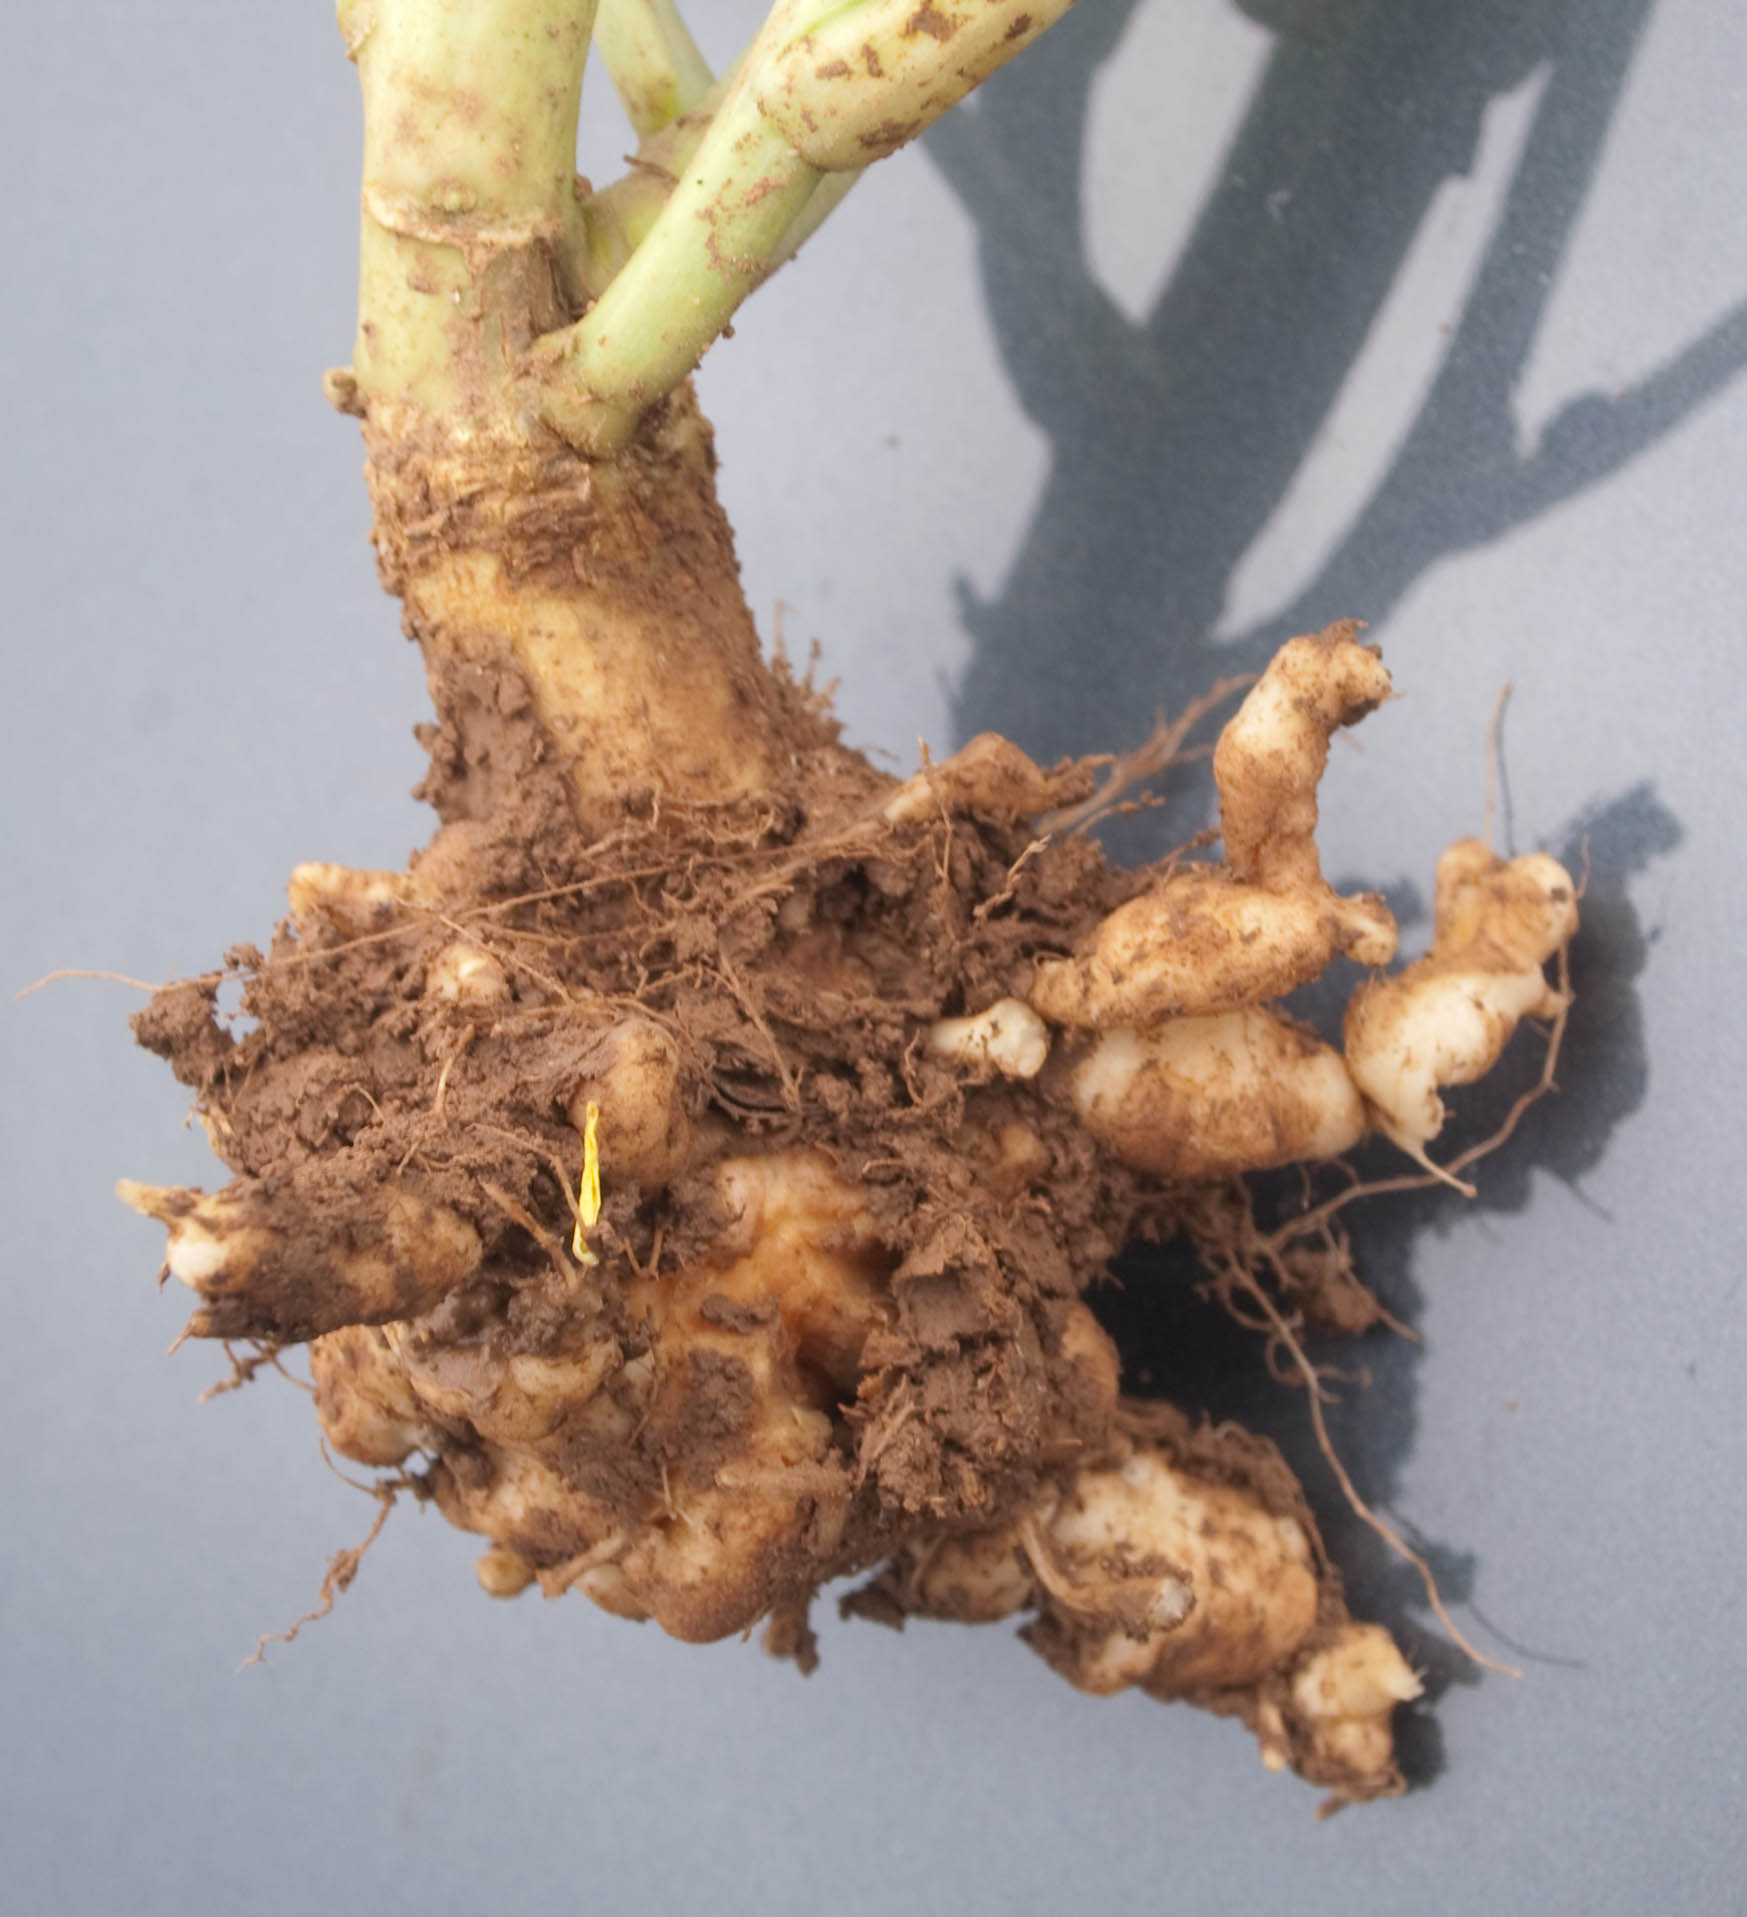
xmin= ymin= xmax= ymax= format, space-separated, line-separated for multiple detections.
xmin=928 ymin=0 xmax=1724 ymax=1779
xmin=1090 ymin=782 xmax=1678 ymax=1782
xmin=934 ymin=0 xmax=1746 ymax=796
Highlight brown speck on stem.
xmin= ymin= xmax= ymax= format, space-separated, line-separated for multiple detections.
xmin=905 ymin=4 xmax=958 ymax=42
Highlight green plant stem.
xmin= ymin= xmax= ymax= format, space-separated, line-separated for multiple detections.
xmin=569 ymin=62 xmax=860 ymax=305
xmin=529 ymin=65 xmax=825 ymax=452
xmin=344 ymin=0 xmax=598 ymax=417
xmin=526 ymin=0 xmax=1078 ymax=454
xmin=341 ymin=0 xmax=1078 ymax=451
xmin=765 ymin=170 xmax=862 ymax=272
xmin=757 ymin=0 xmax=1074 ymax=169
xmin=571 ymin=64 xmax=741 ymax=291
xmin=593 ymin=0 xmax=714 ymax=135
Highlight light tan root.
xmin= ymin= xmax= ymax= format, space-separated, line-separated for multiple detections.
xmin=1346 ymin=839 xmax=1578 ymax=1154
xmin=242 ymin=1468 xmax=403 ymax=1667
xmin=117 ymin=1173 xmax=483 ymax=1343
xmin=852 ymin=1408 xmax=1420 ymax=1803
xmin=1029 ymin=624 xmax=1399 ymax=1033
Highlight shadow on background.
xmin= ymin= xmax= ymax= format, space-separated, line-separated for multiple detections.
xmin=934 ymin=0 xmax=1747 ymax=788
xmin=929 ymin=0 xmax=1729 ymax=1780
xmin=1089 ymin=781 xmax=1679 ymax=1783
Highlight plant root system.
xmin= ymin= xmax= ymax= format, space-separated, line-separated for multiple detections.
xmin=122 ymin=405 xmax=1575 ymax=1806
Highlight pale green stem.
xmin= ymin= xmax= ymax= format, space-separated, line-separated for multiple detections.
xmin=570 ymin=63 xmax=742 ymax=292
xmin=756 ymin=0 xmax=1075 ymax=169
xmin=568 ymin=64 xmax=860 ymax=299
xmin=527 ymin=0 xmax=1075 ymax=453
xmin=764 ymin=169 xmax=862 ymax=273
xmin=343 ymin=0 xmax=598 ymax=416
xmin=593 ymin=0 xmax=714 ymax=136
xmin=528 ymin=68 xmax=823 ymax=453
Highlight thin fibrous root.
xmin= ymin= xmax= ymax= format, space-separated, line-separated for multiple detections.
xmin=1042 ymin=674 xmax=1254 ymax=837
xmin=242 ymin=1471 xmax=403 ymax=1668
xmin=15 ymin=968 xmax=161 ymax=1000
xmin=198 ymin=1341 xmax=311 ymax=1405
xmin=1216 ymin=1247 xmax=1522 ymax=1681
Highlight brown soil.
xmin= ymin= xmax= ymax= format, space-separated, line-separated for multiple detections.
xmin=134 ymin=622 xmax=1164 ymax=1550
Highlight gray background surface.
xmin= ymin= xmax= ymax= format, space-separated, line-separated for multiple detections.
xmin=5 ymin=1 xmax=1744 ymax=1910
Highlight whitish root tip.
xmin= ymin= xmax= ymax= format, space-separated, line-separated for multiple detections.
xmin=927 ymin=999 xmax=1050 ymax=1079
xmin=116 ymin=1177 xmax=185 ymax=1223
xmin=164 ymin=1227 xmax=234 ymax=1291
xmin=426 ymin=942 xmax=511 ymax=1008
xmin=476 ymin=1546 xmax=537 ymax=1599
xmin=1292 ymin=1625 xmax=1423 ymax=1719
xmin=1150 ymin=1578 xmax=1195 ymax=1631
xmin=116 ymin=1173 xmax=212 ymax=1234
xmin=1392 ymin=1131 xmax=1477 ymax=1196
xmin=117 ymin=1182 xmax=273 ymax=1298
xmin=289 ymin=863 xmax=428 ymax=938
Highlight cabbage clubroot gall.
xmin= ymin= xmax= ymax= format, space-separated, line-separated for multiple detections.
xmin=120 ymin=0 xmax=1576 ymax=1807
